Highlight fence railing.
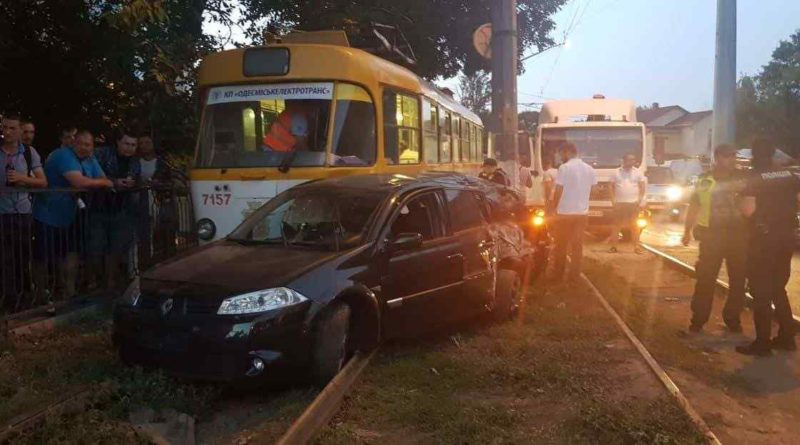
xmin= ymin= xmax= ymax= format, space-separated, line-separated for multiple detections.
xmin=0 ymin=185 xmax=197 ymax=319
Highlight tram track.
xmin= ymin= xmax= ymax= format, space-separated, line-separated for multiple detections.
xmin=640 ymin=242 xmax=800 ymax=326
xmin=579 ymin=272 xmax=722 ymax=445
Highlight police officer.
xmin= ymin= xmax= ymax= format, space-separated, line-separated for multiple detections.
xmin=682 ymin=144 xmax=747 ymax=333
xmin=736 ymin=139 xmax=800 ymax=356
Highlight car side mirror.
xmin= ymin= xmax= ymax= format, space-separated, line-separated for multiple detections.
xmin=390 ymin=233 xmax=423 ymax=251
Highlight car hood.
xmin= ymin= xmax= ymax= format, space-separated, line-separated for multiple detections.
xmin=143 ymin=241 xmax=338 ymax=294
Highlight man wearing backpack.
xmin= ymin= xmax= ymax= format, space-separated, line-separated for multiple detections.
xmin=1 ymin=113 xmax=47 ymax=306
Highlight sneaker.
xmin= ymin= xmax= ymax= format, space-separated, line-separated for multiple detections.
xmin=770 ymin=336 xmax=797 ymax=352
xmin=735 ymin=341 xmax=772 ymax=357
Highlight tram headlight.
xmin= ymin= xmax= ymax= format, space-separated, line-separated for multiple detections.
xmin=666 ymin=186 xmax=683 ymax=202
xmin=197 ymin=218 xmax=216 ymax=241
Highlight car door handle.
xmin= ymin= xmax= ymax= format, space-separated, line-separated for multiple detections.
xmin=447 ymin=253 xmax=463 ymax=260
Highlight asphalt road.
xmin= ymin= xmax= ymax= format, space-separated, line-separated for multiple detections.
xmin=640 ymin=217 xmax=800 ymax=314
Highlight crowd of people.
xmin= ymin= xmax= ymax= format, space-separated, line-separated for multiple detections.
xmin=478 ymin=138 xmax=799 ymax=357
xmin=0 ymin=113 xmax=176 ymax=310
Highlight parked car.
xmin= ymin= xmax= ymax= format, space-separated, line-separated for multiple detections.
xmin=114 ymin=173 xmax=545 ymax=385
xmin=645 ymin=166 xmax=688 ymax=221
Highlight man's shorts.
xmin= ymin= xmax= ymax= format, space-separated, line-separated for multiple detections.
xmin=34 ymin=219 xmax=81 ymax=262
xmin=613 ymin=202 xmax=640 ymax=225
xmin=88 ymin=212 xmax=135 ymax=258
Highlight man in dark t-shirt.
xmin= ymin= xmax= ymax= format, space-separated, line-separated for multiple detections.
xmin=736 ymin=139 xmax=800 ymax=356
xmin=478 ymin=158 xmax=511 ymax=187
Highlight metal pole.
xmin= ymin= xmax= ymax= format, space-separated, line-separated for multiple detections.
xmin=491 ymin=0 xmax=519 ymax=188
xmin=712 ymin=0 xmax=736 ymax=153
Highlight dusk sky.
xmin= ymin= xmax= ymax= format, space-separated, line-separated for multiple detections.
xmin=516 ymin=0 xmax=800 ymax=112
xmin=204 ymin=1 xmax=800 ymax=113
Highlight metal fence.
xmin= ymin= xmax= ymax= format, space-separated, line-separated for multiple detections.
xmin=0 ymin=185 xmax=196 ymax=318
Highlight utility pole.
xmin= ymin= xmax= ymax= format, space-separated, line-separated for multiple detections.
xmin=491 ymin=0 xmax=519 ymax=188
xmin=712 ymin=0 xmax=736 ymax=154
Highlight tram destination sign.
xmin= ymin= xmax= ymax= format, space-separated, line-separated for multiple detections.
xmin=206 ymin=82 xmax=334 ymax=105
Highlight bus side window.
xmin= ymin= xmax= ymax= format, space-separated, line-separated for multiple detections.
xmin=440 ymin=111 xmax=452 ymax=163
xmin=383 ymin=90 xmax=421 ymax=165
xmin=423 ymin=99 xmax=439 ymax=164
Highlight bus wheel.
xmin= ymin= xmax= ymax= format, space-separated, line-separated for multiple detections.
xmin=311 ymin=302 xmax=351 ymax=386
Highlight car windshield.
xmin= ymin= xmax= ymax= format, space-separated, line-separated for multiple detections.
xmin=228 ymin=188 xmax=386 ymax=251
xmin=542 ymin=127 xmax=643 ymax=169
xmin=646 ymin=167 xmax=674 ymax=185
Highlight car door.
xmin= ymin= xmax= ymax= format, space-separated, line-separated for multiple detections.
xmin=380 ymin=190 xmax=464 ymax=336
xmin=443 ymin=188 xmax=494 ymax=318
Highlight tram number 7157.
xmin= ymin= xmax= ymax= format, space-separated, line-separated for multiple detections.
xmin=202 ymin=193 xmax=232 ymax=206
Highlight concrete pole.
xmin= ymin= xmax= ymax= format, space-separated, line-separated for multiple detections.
xmin=491 ymin=0 xmax=519 ymax=188
xmin=712 ymin=0 xmax=736 ymax=154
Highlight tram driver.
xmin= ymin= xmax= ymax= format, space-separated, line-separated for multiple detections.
xmin=262 ymin=101 xmax=310 ymax=153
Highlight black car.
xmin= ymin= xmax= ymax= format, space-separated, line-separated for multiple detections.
xmin=114 ymin=173 xmax=545 ymax=384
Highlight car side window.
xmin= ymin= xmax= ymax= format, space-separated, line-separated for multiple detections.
xmin=389 ymin=193 xmax=442 ymax=241
xmin=444 ymin=189 xmax=486 ymax=232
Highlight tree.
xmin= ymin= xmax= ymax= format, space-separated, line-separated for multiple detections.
xmin=457 ymin=71 xmax=491 ymax=122
xmin=0 ymin=0 xmax=233 ymax=155
xmin=735 ymin=30 xmax=800 ymax=155
xmin=238 ymin=0 xmax=567 ymax=79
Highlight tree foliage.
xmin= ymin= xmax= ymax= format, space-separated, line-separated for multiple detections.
xmin=736 ymin=30 xmax=800 ymax=155
xmin=239 ymin=0 xmax=566 ymax=79
xmin=0 ymin=0 xmax=228 ymax=154
xmin=457 ymin=71 xmax=491 ymax=121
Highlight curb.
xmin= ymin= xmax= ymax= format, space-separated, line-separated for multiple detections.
xmin=8 ymin=301 xmax=105 ymax=336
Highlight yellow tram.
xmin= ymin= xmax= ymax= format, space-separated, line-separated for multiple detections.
xmin=191 ymin=31 xmax=486 ymax=241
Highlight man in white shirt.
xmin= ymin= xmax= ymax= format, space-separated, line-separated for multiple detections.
xmin=609 ymin=153 xmax=646 ymax=253
xmin=551 ymin=142 xmax=597 ymax=282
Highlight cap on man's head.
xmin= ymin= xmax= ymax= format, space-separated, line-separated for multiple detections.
xmin=483 ymin=158 xmax=498 ymax=167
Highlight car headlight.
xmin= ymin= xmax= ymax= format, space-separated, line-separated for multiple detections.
xmin=666 ymin=186 xmax=683 ymax=202
xmin=197 ymin=218 xmax=216 ymax=241
xmin=120 ymin=277 xmax=140 ymax=306
xmin=217 ymin=287 xmax=308 ymax=315
xmin=531 ymin=209 xmax=545 ymax=227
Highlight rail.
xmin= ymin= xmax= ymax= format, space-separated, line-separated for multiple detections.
xmin=640 ymin=242 xmax=800 ymax=326
xmin=0 ymin=185 xmax=197 ymax=320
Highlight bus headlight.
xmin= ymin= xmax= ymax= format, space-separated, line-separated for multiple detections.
xmin=666 ymin=186 xmax=683 ymax=202
xmin=197 ymin=218 xmax=216 ymax=241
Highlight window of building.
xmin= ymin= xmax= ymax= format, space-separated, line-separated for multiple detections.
xmin=440 ymin=111 xmax=452 ymax=163
xmin=444 ymin=189 xmax=486 ymax=232
xmin=383 ymin=90 xmax=420 ymax=165
xmin=422 ymin=100 xmax=439 ymax=164
xmin=331 ymin=84 xmax=376 ymax=166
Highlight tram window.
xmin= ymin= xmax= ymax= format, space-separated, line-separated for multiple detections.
xmin=477 ymin=128 xmax=484 ymax=160
xmin=383 ymin=90 xmax=420 ymax=165
xmin=452 ymin=115 xmax=461 ymax=162
xmin=422 ymin=100 xmax=439 ymax=164
xmin=440 ymin=111 xmax=452 ymax=163
xmin=470 ymin=124 xmax=478 ymax=162
xmin=197 ymin=95 xmax=331 ymax=168
xmin=331 ymin=84 xmax=376 ymax=166
xmin=463 ymin=122 xmax=472 ymax=162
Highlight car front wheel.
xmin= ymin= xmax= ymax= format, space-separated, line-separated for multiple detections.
xmin=494 ymin=269 xmax=521 ymax=322
xmin=310 ymin=302 xmax=351 ymax=386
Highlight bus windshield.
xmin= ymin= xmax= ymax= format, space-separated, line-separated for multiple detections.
xmin=542 ymin=127 xmax=643 ymax=169
xmin=196 ymin=82 xmax=376 ymax=168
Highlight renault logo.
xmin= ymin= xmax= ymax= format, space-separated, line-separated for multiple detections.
xmin=160 ymin=298 xmax=174 ymax=316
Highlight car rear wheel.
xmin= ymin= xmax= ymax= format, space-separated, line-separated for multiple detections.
xmin=310 ymin=302 xmax=351 ymax=386
xmin=494 ymin=269 xmax=521 ymax=322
